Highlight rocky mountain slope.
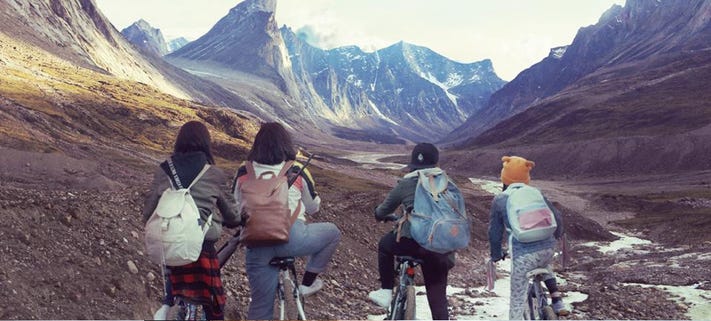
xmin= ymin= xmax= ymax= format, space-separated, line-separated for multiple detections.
xmin=0 ymin=0 xmax=188 ymax=99
xmin=121 ymin=19 xmax=169 ymax=57
xmin=166 ymin=0 xmax=505 ymax=142
xmin=167 ymin=37 xmax=189 ymax=53
xmin=166 ymin=0 xmax=299 ymax=96
xmin=1 ymin=0 xmax=709 ymax=319
xmin=283 ymin=27 xmax=505 ymax=142
xmin=445 ymin=0 xmax=711 ymax=143
xmin=0 ymin=0 xmax=262 ymax=116
xmin=440 ymin=0 xmax=711 ymax=179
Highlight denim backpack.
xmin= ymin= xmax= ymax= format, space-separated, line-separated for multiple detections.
xmin=408 ymin=169 xmax=470 ymax=254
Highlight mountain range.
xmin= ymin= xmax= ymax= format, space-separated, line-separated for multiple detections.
xmin=163 ymin=0 xmax=505 ymax=142
xmin=442 ymin=0 xmax=711 ymax=177
xmin=1 ymin=0 xmax=709 ymax=177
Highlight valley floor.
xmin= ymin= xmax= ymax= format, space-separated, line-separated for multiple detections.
xmin=0 ymin=148 xmax=709 ymax=319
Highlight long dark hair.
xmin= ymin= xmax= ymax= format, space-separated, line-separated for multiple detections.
xmin=173 ymin=120 xmax=215 ymax=164
xmin=247 ymin=122 xmax=296 ymax=165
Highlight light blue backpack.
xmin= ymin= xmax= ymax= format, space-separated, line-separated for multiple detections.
xmin=503 ymin=183 xmax=557 ymax=243
xmin=407 ymin=169 xmax=470 ymax=254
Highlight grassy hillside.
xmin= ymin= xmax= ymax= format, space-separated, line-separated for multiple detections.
xmin=0 ymin=32 xmax=259 ymax=169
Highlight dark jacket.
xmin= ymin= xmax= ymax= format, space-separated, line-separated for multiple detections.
xmin=374 ymin=173 xmax=418 ymax=239
xmin=142 ymin=151 xmax=241 ymax=241
xmin=376 ymin=167 xmax=457 ymax=267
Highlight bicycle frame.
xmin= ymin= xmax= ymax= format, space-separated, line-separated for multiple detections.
xmin=525 ymin=268 xmax=557 ymax=320
xmin=270 ymin=257 xmax=307 ymax=320
xmin=387 ymin=256 xmax=421 ymax=320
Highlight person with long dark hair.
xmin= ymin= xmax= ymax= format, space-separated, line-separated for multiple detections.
xmin=142 ymin=120 xmax=241 ymax=320
xmin=233 ymin=122 xmax=341 ymax=320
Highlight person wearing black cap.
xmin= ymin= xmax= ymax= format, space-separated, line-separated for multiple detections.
xmin=367 ymin=143 xmax=454 ymax=320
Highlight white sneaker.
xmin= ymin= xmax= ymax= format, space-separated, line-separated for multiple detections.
xmin=368 ymin=288 xmax=392 ymax=309
xmin=299 ymin=278 xmax=324 ymax=297
xmin=152 ymin=304 xmax=171 ymax=320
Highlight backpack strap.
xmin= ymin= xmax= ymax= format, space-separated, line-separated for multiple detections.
xmin=245 ymin=161 xmax=257 ymax=180
xmin=245 ymin=161 xmax=294 ymax=180
xmin=166 ymin=158 xmax=184 ymax=189
xmin=278 ymin=160 xmax=295 ymax=178
xmin=395 ymin=212 xmax=408 ymax=242
xmin=244 ymin=160 xmax=301 ymax=224
xmin=419 ymin=171 xmax=448 ymax=201
xmin=187 ymin=165 xmax=211 ymax=190
xmin=288 ymin=201 xmax=302 ymax=226
xmin=279 ymin=161 xmax=301 ymax=225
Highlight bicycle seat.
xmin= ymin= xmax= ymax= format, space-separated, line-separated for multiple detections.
xmin=269 ymin=256 xmax=296 ymax=269
xmin=525 ymin=268 xmax=552 ymax=279
xmin=396 ymin=256 xmax=424 ymax=266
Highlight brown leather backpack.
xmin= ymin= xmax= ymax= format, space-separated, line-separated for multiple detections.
xmin=239 ymin=161 xmax=301 ymax=247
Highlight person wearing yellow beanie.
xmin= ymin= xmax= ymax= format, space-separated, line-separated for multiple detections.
xmin=500 ymin=156 xmax=535 ymax=186
xmin=489 ymin=155 xmax=569 ymax=318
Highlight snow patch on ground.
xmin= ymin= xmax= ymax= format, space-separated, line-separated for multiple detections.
xmin=367 ymin=259 xmax=587 ymax=320
xmin=623 ymin=282 xmax=711 ymax=320
xmin=581 ymin=231 xmax=652 ymax=254
xmin=341 ymin=153 xmax=404 ymax=170
xmin=468 ymin=178 xmax=502 ymax=195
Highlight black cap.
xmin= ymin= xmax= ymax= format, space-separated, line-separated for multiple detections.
xmin=406 ymin=143 xmax=439 ymax=170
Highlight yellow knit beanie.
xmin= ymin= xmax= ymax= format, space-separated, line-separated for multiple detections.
xmin=500 ymin=156 xmax=535 ymax=185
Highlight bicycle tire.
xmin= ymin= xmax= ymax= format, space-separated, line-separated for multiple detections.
xmin=388 ymin=286 xmax=405 ymax=320
xmin=282 ymin=272 xmax=306 ymax=320
xmin=172 ymin=298 xmax=206 ymax=321
xmin=525 ymin=284 xmax=541 ymax=320
xmin=543 ymin=306 xmax=557 ymax=320
xmin=403 ymin=286 xmax=416 ymax=320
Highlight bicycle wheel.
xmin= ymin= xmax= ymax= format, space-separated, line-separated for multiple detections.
xmin=543 ymin=306 xmax=557 ymax=320
xmin=172 ymin=298 xmax=206 ymax=321
xmin=525 ymin=284 xmax=540 ymax=320
xmin=403 ymin=285 xmax=416 ymax=320
xmin=282 ymin=272 xmax=306 ymax=320
xmin=388 ymin=286 xmax=405 ymax=320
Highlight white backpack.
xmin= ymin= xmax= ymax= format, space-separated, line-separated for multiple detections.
xmin=145 ymin=161 xmax=213 ymax=266
xmin=503 ymin=183 xmax=557 ymax=243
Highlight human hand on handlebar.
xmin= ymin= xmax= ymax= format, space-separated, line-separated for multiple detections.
xmin=381 ymin=214 xmax=400 ymax=222
xmin=492 ymin=252 xmax=508 ymax=263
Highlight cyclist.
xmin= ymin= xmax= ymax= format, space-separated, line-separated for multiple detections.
xmin=142 ymin=121 xmax=242 ymax=320
xmin=368 ymin=143 xmax=454 ymax=320
xmin=488 ymin=156 xmax=569 ymax=319
xmin=233 ymin=122 xmax=341 ymax=320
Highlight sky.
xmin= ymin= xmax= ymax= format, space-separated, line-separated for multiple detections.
xmin=95 ymin=0 xmax=626 ymax=81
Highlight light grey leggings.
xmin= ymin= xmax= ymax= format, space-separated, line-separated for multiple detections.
xmin=245 ymin=220 xmax=341 ymax=320
xmin=509 ymin=247 xmax=556 ymax=320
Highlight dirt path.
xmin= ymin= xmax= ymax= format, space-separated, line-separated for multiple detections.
xmin=0 ymin=148 xmax=708 ymax=319
xmin=466 ymin=176 xmax=711 ymax=320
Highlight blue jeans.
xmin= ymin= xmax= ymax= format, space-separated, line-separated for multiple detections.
xmin=245 ymin=220 xmax=341 ymax=320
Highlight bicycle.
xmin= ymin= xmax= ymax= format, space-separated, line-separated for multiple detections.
xmin=524 ymin=268 xmax=558 ymax=320
xmin=269 ymin=256 xmax=307 ymax=320
xmin=155 ymin=229 xmax=242 ymax=320
xmin=386 ymin=255 xmax=422 ymax=320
